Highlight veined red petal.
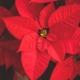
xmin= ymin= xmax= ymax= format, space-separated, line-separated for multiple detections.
xmin=50 ymin=57 xmax=74 ymax=80
xmin=39 ymin=3 xmax=55 ymax=28
xmin=21 ymin=51 xmax=50 ymax=80
xmin=16 ymin=0 xmax=45 ymax=19
xmin=2 ymin=16 xmax=40 ymax=40
xmin=30 ymin=0 xmax=57 ymax=3
xmin=48 ymin=4 xmax=80 ymax=40
xmin=49 ymin=23 xmax=77 ymax=40
xmin=48 ymin=4 xmax=80 ymax=26
xmin=18 ymin=33 xmax=38 ymax=52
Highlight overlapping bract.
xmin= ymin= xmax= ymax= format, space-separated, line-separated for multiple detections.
xmin=0 ymin=6 xmax=13 ymax=36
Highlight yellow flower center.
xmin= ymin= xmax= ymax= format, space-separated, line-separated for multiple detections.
xmin=40 ymin=30 xmax=48 ymax=38
xmin=73 ymin=54 xmax=80 ymax=61
xmin=38 ymin=28 xmax=49 ymax=38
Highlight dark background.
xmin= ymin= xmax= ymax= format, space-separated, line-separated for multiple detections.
xmin=0 ymin=0 xmax=80 ymax=80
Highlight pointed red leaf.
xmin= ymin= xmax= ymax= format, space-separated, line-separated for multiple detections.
xmin=16 ymin=0 xmax=45 ymax=19
xmin=30 ymin=0 xmax=57 ymax=3
xmin=2 ymin=16 xmax=39 ymax=40
xmin=48 ymin=4 xmax=80 ymax=40
xmin=50 ymin=57 xmax=74 ymax=80
xmin=0 ymin=6 xmax=13 ymax=35
xmin=21 ymin=51 xmax=50 ymax=80
xmin=39 ymin=3 xmax=55 ymax=28
xmin=0 ymin=6 xmax=13 ymax=17
xmin=18 ymin=33 xmax=39 ymax=52
xmin=49 ymin=4 xmax=80 ymax=26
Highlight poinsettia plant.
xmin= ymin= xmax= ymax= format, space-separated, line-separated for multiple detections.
xmin=2 ymin=0 xmax=80 ymax=79
xmin=0 ymin=0 xmax=80 ymax=80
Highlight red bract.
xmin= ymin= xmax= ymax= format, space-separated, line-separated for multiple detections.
xmin=15 ymin=0 xmax=45 ymax=19
xmin=2 ymin=4 xmax=80 ymax=80
xmin=0 ymin=6 xmax=13 ymax=36
xmin=50 ymin=56 xmax=74 ymax=80
xmin=0 ymin=40 xmax=25 ymax=75
xmin=30 ymin=0 xmax=57 ymax=3
xmin=50 ymin=39 xmax=80 ymax=80
xmin=50 ymin=54 xmax=80 ymax=80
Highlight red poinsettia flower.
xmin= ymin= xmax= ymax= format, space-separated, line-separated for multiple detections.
xmin=2 ymin=3 xmax=80 ymax=80
xmin=65 ymin=0 xmax=80 ymax=5
xmin=30 ymin=0 xmax=57 ymax=3
xmin=0 ymin=6 xmax=13 ymax=36
xmin=50 ymin=53 xmax=80 ymax=80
